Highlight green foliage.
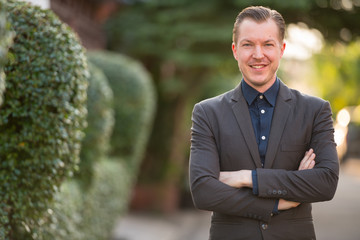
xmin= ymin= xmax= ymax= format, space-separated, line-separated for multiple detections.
xmin=87 ymin=51 xmax=156 ymax=166
xmin=77 ymin=62 xmax=114 ymax=188
xmin=106 ymin=0 xmax=234 ymax=70
xmin=0 ymin=0 xmax=88 ymax=238
xmin=77 ymin=159 xmax=132 ymax=240
xmin=23 ymin=60 xmax=117 ymax=240
xmin=16 ymin=51 xmax=155 ymax=239
xmin=35 ymin=157 xmax=132 ymax=240
xmin=313 ymin=41 xmax=360 ymax=113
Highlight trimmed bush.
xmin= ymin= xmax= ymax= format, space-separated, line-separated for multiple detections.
xmin=33 ymin=52 xmax=156 ymax=239
xmin=87 ymin=51 xmax=156 ymax=168
xmin=77 ymin=62 xmax=114 ymax=188
xmin=0 ymin=0 xmax=88 ymax=238
xmin=40 ymin=157 xmax=133 ymax=240
xmin=21 ymin=62 xmax=117 ymax=240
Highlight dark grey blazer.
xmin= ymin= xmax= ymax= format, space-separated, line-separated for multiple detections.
xmin=189 ymin=80 xmax=339 ymax=240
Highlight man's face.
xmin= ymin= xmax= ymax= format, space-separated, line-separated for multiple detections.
xmin=232 ymin=19 xmax=286 ymax=93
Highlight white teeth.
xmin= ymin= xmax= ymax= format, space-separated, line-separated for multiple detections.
xmin=252 ymin=65 xmax=264 ymax=69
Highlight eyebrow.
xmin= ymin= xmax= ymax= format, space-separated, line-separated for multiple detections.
xmin=264 ymin=39 xmax=276 ymax=43
xmin=239 ymin=38 xmax=276 ymax=43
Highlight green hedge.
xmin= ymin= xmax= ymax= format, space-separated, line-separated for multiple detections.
xmin=87 ymin=51 xmax=156 ymax=167
xmin=34 ymin=52 xmax=156 ymax=239
xmin=0 ymin=1 xmax=156 ymax=238
xmin=20 ymin=61 xmax=117 ymax=240
xmin=39 ymin=158 xmax=132 ymax=240
xmin=77 ymin=62 xmax=114 ymax=188
xmin=0 ymin=0 xmax=88 ymax=238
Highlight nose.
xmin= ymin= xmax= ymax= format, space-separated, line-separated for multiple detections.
xmin=253 ymin=45 xmax=264 ymax=59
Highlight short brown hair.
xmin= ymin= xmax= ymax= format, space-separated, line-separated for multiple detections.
xmin=232 ymin=6 xmax=285 ymax=44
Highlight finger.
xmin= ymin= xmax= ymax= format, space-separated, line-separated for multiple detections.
xmin=300 ymin=153 xmax=316 ymax=170
xmin=308 ymin=160 xmax=316 ymax=169
xmin=306 ymin=148 xmax=314 ymax=157
xmin=299 ymin=149 xmax=314 ymax=170
xmin=299 ymin=153 xmax=309 ymax=170
xmin=308 ymin=153 xmax=316 ymax=169
xmin=303 ymin=153 xmax=316 ymax=169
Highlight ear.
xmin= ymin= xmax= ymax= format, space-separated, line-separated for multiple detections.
xmin=280 ymin=42 xmax=286 ymax=58
xmin=232 ymin=42 xmax=238 ymax=60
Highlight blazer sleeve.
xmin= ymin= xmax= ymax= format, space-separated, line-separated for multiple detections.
xmin=189 ymin=102 xmax=276 ymax=222
xmin=256 ymin=100 xmax=339 ymax=202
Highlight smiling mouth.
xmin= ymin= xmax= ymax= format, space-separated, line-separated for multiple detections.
xmin=250 ymin=64 xmax=267 ymax=69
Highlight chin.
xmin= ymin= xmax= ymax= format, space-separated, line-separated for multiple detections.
xmin=250 ymin=79 xmax=268 ymax=86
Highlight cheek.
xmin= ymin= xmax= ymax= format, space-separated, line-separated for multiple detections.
xmin=238 ymin=55 xmax=250 ymax=67
xmin=267 ymin=49 xmax=283 ymax=60
xmin=236 ymin=51 xmax=249 ymax=63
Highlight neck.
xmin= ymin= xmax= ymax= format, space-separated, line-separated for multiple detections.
xmin=243 ymin=77 xmax=277 ymax=93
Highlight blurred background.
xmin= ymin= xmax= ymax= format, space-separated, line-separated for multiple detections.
xmin=25 ymin=0 xmax=360 ymax=239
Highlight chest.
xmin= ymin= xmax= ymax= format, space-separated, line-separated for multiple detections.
xmin=213 ymin=105 xmax=312 ymax=170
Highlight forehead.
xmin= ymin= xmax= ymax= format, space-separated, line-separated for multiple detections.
xmin=237 ymin=19 xmax=281 ymax=43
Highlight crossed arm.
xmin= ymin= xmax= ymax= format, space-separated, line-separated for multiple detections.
xmin=219 ymin=149 xmax=316 ymax=210
xmin=190 ymin=101 xmax=339 ymax=221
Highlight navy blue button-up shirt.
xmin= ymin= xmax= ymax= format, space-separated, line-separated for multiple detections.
xmin=242 ymin=78 xmax=280 ymax=166
xmin=241 ymin=78 xmax=280 ymax=213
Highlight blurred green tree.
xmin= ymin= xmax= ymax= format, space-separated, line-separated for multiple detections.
xmin=313 ymin=41 xmax=360 ymax=113
xmin=105 ymin=0 xmax=360 ymax=210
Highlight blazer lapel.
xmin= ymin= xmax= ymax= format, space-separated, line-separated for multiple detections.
xmin=231 ymin=84 xmax=262 ymax=168
xmin=264 ymin=81 xmax=293 ymax=168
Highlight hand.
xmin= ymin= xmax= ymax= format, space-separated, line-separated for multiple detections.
xmin=219 ymin=170 xmax=252 ymax=188
xmin=277 ymin=149 xmax=316 ymax=211
xmin=298 ymin=148 xmax=316 ymax=170
xmin=278 ymin=198 xmax=300 ymax=210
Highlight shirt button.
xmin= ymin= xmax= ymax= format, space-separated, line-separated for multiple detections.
xmin=261 ymin=136 xmax=266 ymax=140
xmin=261 ymin=223 xmax=268 ymax=230
xmin=261 ymin=109 xmax=265 ymax=114
xmin=259 ymin=95 xmax=264 ymax=99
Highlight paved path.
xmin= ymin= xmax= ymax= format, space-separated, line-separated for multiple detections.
xmin=312 ymin=159 xmax=360 ymax=240
xmin=112 ymin=160 xmax=360 ymax=240
xmin=112 ymin=210 xmax=210 ymax=240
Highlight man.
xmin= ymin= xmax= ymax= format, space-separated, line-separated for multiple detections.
xmin=189 ymin=6 xmax=339 ymax=240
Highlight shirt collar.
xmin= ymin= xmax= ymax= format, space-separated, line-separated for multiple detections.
xmin=241 ymin=78 xmax=280 ymax=106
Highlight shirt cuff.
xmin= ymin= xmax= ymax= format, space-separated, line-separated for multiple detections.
xmin=252 ymin=170 xmax=259 ymax=195
xmin=272 ymin=199 xmax=279 ymax=215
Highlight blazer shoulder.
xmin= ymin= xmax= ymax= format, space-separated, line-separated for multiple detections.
xmin=279 ymin=81 xmax=332 ymax=116
xmin=289 ymin=87 xmax=329 ymax=108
